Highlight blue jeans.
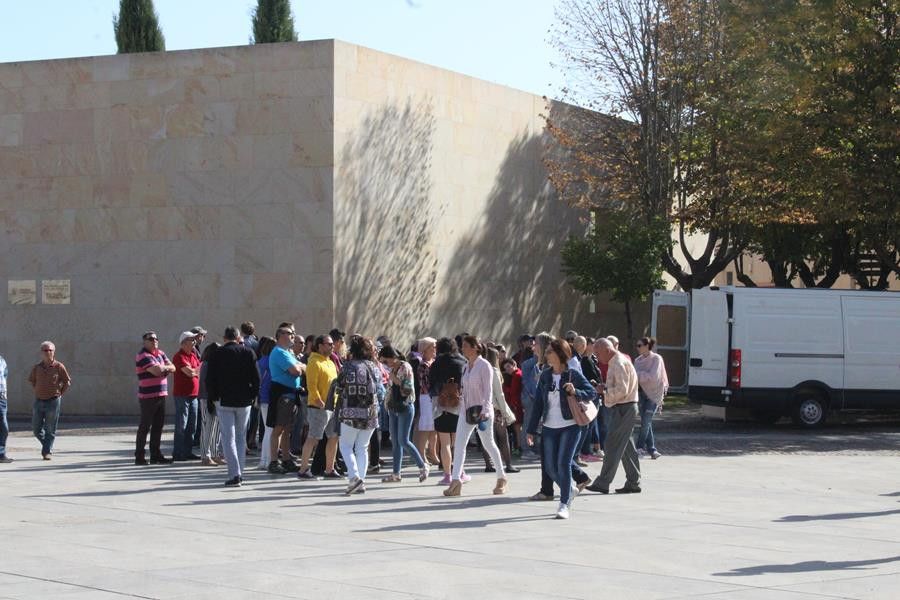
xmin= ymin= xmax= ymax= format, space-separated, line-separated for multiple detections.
xmin=218 ymin=405 xmax=250 ymax=479
xmin=0 ymin=394 xmax=9 ymax=456
xmin=388 ymin=403 xmax=425 ymax=474
xmin=173 ymin=396 xmax=198 ymax=459
xmin=541 ymin=424 xmax=585 ymax=505
xmin=33 ymin=397 xmax=61 ymax=456
xmin=635 ymin=390 xmax=657 ymax=452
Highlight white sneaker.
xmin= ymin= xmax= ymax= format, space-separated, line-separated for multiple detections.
xmin=555 ymin=503 xmax=570 ymax=520
xmin=651 ymin=450 xmax=662 ymax=460
xmin=570 ymin=482 xmax=580 ymax=499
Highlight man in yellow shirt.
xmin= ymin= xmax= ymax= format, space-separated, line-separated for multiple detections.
xmin=297 ymin=335 xmax=340 ymax=480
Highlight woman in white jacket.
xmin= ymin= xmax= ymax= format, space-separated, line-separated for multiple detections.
xmin=443 ymin=336 xmax=508 ymax=497
xmin=485 ymin=347 xmax=519 ymax=474
xmin=634 ymin=337 xmax=668 ymax=459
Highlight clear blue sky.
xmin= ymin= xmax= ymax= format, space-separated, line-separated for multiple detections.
xmin=0 ymin=0 xmax=566 ymax=98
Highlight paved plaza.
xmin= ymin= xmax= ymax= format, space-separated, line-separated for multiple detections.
xmin=1 ymin=412 xmax=899 ymax=599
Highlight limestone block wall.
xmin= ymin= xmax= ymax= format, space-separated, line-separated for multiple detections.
xmin=332 ymin=41 xmax=642 ymax=348
xmin=0 ymin=42 xmax=336 ymax=415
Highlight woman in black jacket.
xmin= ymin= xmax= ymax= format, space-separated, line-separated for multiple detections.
xmin=428 ymin=337 xmax=467 ymax=486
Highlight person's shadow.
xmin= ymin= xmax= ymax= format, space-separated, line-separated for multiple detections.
xmin=714 ymin=556 xmax=900 ymax=577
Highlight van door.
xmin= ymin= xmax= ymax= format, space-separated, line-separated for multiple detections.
xmin=841 ymin=295 xmax=900 ymax=409
xmin=651 ymin=290 xmax=689 ymax=392
xmin=688 ymin=288 xmax=729 ymax=390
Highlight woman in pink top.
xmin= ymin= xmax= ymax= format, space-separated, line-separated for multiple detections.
xmin=634 ymin=337 xmax=668 ymax=459
xmin=444 ymin=336 xmax=508 ymax=497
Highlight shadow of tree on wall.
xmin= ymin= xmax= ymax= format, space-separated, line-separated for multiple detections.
xmin=334 ymin=99 xmax=440 ymax=340
xmin=434 ymin=120 xmax=593 ymax=341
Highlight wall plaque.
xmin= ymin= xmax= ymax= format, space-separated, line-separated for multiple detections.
xmin=8 ymin=280 xmax=37 ymax=305
xmin=42 ymin=279 xmax=71 ymax=305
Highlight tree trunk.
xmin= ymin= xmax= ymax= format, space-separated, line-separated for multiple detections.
xmin=624 ymin=299 xmax=634 ymax=347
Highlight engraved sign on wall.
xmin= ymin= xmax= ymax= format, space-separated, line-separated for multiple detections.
xmin=8 ymin=280 xmax=37 ymax=305
xmin=42 ymin=279 xmax=71 ymax=305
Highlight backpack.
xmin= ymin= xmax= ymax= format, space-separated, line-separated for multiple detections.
xmin=437 ymin=377 xmax=461 ymax=409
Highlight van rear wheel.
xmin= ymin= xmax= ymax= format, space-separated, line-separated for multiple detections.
xmin=791 ymin=392 xmax=827 ymax=428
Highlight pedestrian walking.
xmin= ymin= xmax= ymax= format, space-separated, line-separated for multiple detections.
xmin=28 ymin=341 xmax=71 ymax=460
xmin=586 ymin=338 xmax=641 ymax=494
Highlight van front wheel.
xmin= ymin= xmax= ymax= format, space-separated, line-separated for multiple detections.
xmin=791 ymin=392 xmax=827 ymax=428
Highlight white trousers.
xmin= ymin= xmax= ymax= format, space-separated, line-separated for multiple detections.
xmin=258 ymin=404 xmax=273 ymax=468
xmin=338 ymin=423 xmax=375 ymax=482
xmin=451 ymin=413 xmax=505 ymax=481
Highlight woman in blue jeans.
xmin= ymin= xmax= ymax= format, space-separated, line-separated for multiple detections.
xmin=634 ymin=337 xmax=668 ymax=460
xmin=526 ymin=338 xmax=595 ymax=520
xmin=378 ymin=346 xmax=429 ymax=483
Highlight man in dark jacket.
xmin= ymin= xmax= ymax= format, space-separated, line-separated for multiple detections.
xmin=206 ymin=326 xmax=260 ymax=487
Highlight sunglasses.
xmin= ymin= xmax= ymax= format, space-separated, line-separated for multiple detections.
xmin=144 ymin=337 xmax=159 ymax=342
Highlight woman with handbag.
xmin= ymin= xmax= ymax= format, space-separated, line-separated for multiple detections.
xmin=379 ymin=346 xmax=429 ymax=483
xmin=526 ymin=338 xmax=596 ymax=519
xmin=634 ymin=337 xmax=668 ymax=460
xmin=444 ymin=336 xmax=508 ymax=497
xmin=336 ymin=336 xmax=384 ymax=495
xmin=428 ymin=337 xmax=468 ymax=485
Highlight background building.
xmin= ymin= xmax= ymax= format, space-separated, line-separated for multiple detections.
xmin=0 ymin=40 xmax=642 ymax=415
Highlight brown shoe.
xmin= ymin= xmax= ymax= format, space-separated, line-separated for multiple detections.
xmin=493 ymin=478 xmax=508 ymax=495
xmin=443 ymin=480 xmax=462 ymax=497
xmin=213 ymin=456 xmax=226 ymax=465
xmin=201 ymin=457 xmax=214 ymax=466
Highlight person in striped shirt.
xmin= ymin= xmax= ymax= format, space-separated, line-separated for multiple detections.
xmin=135 ymin=331 xmax=176 ymax=465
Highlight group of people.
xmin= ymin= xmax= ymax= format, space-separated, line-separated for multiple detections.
xmin=0 ymin=322 xmax=670 ymax=520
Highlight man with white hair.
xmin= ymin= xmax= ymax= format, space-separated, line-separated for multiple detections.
xmin=28 ymin=341 xmax=71 ymax=460
xmin=586 ymin=337 xmax=641 ymax=494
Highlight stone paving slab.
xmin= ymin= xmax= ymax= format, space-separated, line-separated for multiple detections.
xmin=1 ymin=430 xmax=899 ymax=599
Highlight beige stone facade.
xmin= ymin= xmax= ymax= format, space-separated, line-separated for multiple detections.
xmin=0 ymin=40 xmax=640 ymax=415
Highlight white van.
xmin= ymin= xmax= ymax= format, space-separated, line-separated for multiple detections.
xmin=652 ymin=286 xmax=900 ymax=427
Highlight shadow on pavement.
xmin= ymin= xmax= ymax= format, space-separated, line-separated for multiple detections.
xmin=713 ymin=555 xmax=900 ymax=576
xmin=356 ymin=514 xmax=548 ymax=532
xmin=775 ymin=509 xmax=900 ymax=522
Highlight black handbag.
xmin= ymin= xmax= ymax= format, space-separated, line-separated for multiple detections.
xmin=465 ymin=405 xmax=484 ymax=425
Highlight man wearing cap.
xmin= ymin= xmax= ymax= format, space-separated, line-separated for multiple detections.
xmin=172 ymin=331 xmax=201 ymax=461
xmin=135 ymin=331 xmax=176 ymax=465
xmin=190 ymin=326 xmax=207 ymax=358
xmin=28 ymin=341 xmax=71 ymax=460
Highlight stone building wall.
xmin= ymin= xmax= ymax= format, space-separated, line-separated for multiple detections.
xmin=0 ymin=42 xmax=336 ymax=415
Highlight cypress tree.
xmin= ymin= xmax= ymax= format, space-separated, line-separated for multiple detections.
xmin=252 ymin=0 xmax=298 ymax=44
xmin=113 ymin=0 xmax=165 ymax=54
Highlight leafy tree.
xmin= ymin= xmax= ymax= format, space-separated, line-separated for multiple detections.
xmin=252 ymin=0 xmax=298 ymax=44
xmin=561 ymin=215 xmax=670 ymax=341
xmin=113 ymin=0 xmax=165 ymax=54
xmin=722 ymin=0 xmax=899 ymax=288
xmin=547 ymin=0 xmax=754 ymax=290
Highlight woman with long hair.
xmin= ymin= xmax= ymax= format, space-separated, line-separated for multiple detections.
xmin=634 ymin=337 xmax=668 ymax=460
xmin=444 ymin=336 xmax=508 ymax=497
xmin=379 ymin=346 xmax=429 ymax=483
xmin=336 ymin=336 xmax=384 ymax=495
xmin=526 ymin=338 xmax=595 ymax=519
xmin=485 ymin=347 xmax=519 ymax=473
xmin=429 ymin=337 xmax=468 ymax=486
xmin=413 ymin=337 xmax=440 ymax=465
